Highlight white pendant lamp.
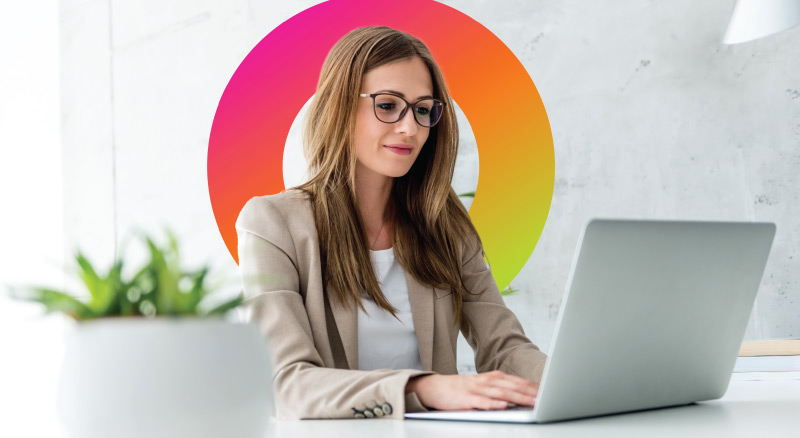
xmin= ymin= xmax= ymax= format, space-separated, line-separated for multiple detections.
xmin=724 ymin=0 xmax=800 ymax=44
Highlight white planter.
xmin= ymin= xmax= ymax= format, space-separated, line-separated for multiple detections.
xmin=57 ymin=318 xmax=273 ymax=438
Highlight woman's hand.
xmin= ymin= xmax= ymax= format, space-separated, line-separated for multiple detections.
xmin=405 ymin=370 xmax=539 ymax=411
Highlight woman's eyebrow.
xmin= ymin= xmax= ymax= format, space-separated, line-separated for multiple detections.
xmin=374 ymin=89 xmax=434 ymax=100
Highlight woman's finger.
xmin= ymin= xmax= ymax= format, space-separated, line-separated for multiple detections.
xmin=467 ymin=394 xmax=509 ymax=410
xmin=484 ymin=370 xmax=538 ymax=388
xmin=473 ymin=384 xmax=537 ymax=407
xmin=482 ymin=373 xmax=539 ymax=397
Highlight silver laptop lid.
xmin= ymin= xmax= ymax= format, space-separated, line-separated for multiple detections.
xmin=533 ymin=219 xmax=775 ymax=423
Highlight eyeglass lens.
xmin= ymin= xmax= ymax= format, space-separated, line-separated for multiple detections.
xmin=373 ymin=94 xmax=443 ymax=127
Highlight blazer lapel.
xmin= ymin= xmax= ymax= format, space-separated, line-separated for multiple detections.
xmin=327 ymin=289 xmax=359 ymax=370
xmin=405 ymin=270 xmax=434 ymax=371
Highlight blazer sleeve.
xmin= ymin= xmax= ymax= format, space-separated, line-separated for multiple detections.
xmin=235 ymin=197 xmax=432 ymax=420
xmin=458 ymin=235 xmax=549 ymax=382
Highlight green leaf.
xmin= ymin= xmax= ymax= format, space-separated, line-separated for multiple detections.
xmin=144 ymin=236 xmax=172 ymax=316
xmin=75 ymin=252 xmax=121 ymax=315
xmin=458 ymin=191 xmax=476 ymax=198
xmin=177 ymin=267 xmax=209 ymax=314
xmin=165 ymin=227 xmax=180 ymax=260
xmin=102 ymin=258 xmax=125 ymax=315
xmin=12 ymin=287 xmax=94 ymax=320
xmin=75 ymin=252 xmax=103 ymax=302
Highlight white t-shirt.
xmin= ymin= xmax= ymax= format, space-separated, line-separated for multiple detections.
xmin=357 ymin=247 xmax=423 ymax=371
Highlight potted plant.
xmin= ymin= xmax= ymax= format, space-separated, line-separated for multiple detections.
xmin=9 ymin=229 xmax=272 ymax=438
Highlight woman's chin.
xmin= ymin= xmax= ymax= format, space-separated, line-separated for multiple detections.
xmin=383 ymin=167 xmax=413 ymax=178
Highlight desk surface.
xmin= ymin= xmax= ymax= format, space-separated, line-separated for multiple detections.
xmin=269 ymin=380 xmax=800 ymax=438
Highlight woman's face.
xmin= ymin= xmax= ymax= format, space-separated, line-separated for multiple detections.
xmin=354 ymin=56 xmax=433 ymax=181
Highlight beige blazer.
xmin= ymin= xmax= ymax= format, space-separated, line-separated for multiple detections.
xmin=235 ymin=189 xmax=548 ymax=420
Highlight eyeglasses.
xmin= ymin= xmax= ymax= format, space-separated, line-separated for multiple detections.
xmin=359 ymin=92 xmax=445 ymax=128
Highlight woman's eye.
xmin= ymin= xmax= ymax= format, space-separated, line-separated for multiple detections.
xmin=376 ymin=103 xmax=396 ymax=112
xmin=415 ymin=107 xmax=430 ymax=116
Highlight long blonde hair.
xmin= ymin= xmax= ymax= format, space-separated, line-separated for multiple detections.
xmin=295 ymin=26 xmax=481 ymax=324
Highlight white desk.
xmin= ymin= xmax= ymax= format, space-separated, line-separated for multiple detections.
xmin=9 ymin=378 xmax=797 ymax=437
xmin=269 ymin=380 xmax=800 ymax=438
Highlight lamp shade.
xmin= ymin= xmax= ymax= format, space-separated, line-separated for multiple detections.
xmin=724 ymin=0 xmax=800 ymax=44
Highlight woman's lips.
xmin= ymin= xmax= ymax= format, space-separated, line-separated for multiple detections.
xmin=384 ymin=144 xmax=412 ymax=155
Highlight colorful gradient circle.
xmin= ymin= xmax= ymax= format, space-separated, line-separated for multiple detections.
xmin=208 ymin=0 xmax=554 ymax=290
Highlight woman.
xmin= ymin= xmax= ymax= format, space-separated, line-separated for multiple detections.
xmin=236 ymin=26 xmax=547 ymax=420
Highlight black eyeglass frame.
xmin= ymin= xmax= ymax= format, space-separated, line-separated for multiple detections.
xmin=359 ymin=92 xmax=446 ymax=128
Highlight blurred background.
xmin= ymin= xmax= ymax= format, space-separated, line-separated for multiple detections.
xmin=1 ymin=0 xmax=798 ymax=436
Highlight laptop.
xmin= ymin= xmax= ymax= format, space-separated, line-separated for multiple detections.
xmin=406 ymin=219 xmax=776 ymax=423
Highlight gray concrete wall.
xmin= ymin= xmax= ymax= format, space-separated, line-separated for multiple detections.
xmin=60 ymin=0 xmax=800 ymax=373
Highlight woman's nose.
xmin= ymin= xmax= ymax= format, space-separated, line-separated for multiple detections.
xmin=395 ymin=107 xmax=418 ymax=136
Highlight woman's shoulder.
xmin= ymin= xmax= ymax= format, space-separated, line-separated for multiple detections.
xmin=235 ymin=188 xmax=314 ymax=236
xmin=244 ymin=188 xmax=310 ymax=210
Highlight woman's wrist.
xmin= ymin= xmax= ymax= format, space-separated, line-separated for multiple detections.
xmin=405 ymin=374 xmax=433 ymax=394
